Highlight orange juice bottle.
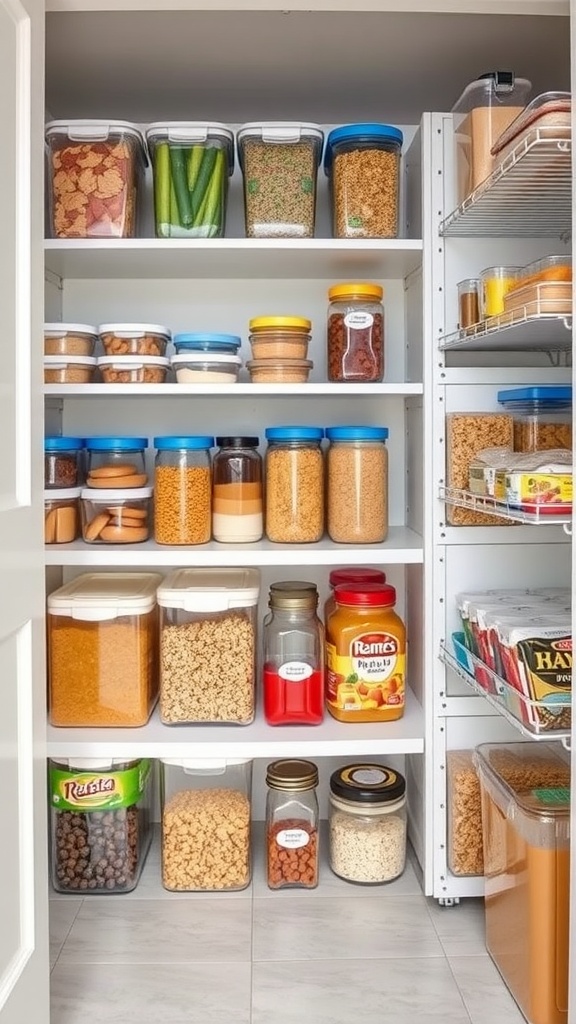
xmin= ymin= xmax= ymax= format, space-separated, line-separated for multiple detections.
xmin=326 ymin=583 xmax=406 ymax=723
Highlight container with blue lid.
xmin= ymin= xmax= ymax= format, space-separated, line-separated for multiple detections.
xmin=84 ymin=437 xmax=149 ymax=488
xmin=154 ymin=436 xmax=214 ymax=450
xmin=45 ymin=437 xmax=85 ymax=489
xmin=173 ymin=333 xmax=242 ymax=354
xmin=154 ymin=439 xmax=214 ymax=546
xmin=326 ymin=426 xmax=389 ymax=441
xmin=326 ymin=425 xmax=389 ymax=543
xmin=324 ymin=124 xmax=403 ymax=239
xmin=265 ymin=426 xmax=325 ymax=543
xmin=498 ymin=387 xmax=572 ymax=453
xmin=265 ymin=426 xmax=324 ymax=442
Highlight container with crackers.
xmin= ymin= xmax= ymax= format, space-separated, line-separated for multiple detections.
xmin=81 ymin=487 xmax=152 ymax=544
xmin=84 ymin=436 xmax=149 ymax=488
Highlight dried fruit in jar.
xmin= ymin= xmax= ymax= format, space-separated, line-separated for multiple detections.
xmin=50 ymin=140 xmax=139 ymax=238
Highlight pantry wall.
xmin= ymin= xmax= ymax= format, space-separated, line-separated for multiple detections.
xmin=38 ymin=0 xmax=574 ymax=1009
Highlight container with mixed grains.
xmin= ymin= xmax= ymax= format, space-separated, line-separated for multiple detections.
xmin=212 ymin=436 xmax=263 ymax=543
xmin=266 ymin=759 xmax=319 ymax=890
xmin=47 ymin=572 xmax=161 ymax=727
xmin=326 ymin=426 xmax=388 ymax=543
xmin=327 ymin=283 xmax=384 ymax=382
xmin=265 ymin=426 xmax=324 ymax=543
xmin=329 ymin=764 xmax=407 ymax=884
xmin=498 ymin=387 xmax=572 ymax=453
xmin=326 ymin=583 xmax=406 ymax=723
xmin=324 ymin=124 xmax=403 ymax=238
xmin=154 ymin=436 xmax=213 ymax=545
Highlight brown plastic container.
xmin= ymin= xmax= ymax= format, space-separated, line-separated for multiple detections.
xmin=475 ymin=742 xmax=570 ymax=1024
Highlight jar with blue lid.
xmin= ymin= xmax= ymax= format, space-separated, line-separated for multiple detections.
xmin=154 ymin=436 xmax=214 ymax=545
xmin=84 ymin=436 xmax=148 ymax=488
xmin=173 ymin=333 xmax=242 ymax=355
xmin=497 ymin=386 xmax=572 ymax=453
xmin=324 ymin=124 xmax=403 ymax=239
xmin=45 ymin=436 xmax=84 ymax=489
xmin=326 ymin=426 xmax=389 ymax=543
xmin=265 ymin=427 xmax=324 ymax=543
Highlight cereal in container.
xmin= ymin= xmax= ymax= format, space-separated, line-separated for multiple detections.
xmin=154 ymin=436 xmax=213 ymax=545
xmin=326 ymin=426 xmax=388 ymax=543
xmin=324 ymin=124 xmax=403 ymax=239
xmin=265 ymin=427 xmax=324 ymax=543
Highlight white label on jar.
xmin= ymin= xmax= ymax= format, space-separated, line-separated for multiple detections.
xmin=344 ymin=311 xmax=374 ymax=330
xmin=276 ymin=828 xmax=310 ymax=849
xmin=278 ymin=661 xmax=313 ymax=682
xmin=350 ymin=768 xmax=388 ymax=786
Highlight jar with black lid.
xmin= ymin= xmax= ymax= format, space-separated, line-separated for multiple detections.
xmin=266 ymin=758 xmax=319 ymax=889
xmin=212 ymin=436 xmax=263 ymax=543
xmin=329 ymin=763 xmax=407 ymax=884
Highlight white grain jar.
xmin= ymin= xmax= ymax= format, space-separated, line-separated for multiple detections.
xmin=328 ymin=763 xmax=407 ymax=884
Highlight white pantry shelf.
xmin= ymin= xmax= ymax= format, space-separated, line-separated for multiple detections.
xmin=44 ymin=237 xmax=423 ymax=280
xmin=46 ymin=699 xmax=424 ymax=759
xmin=44 ymin=382 xmax=424 ymax=398
xmin=44 ymin=527 xmax=424 ymax=566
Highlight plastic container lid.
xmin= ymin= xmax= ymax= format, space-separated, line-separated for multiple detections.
xmin=330 ymin=764 xmax=406 ymax=804
xmin=47 ymin=572 xmax=163 ymax=620
xmin=171 ymin=353 xmax=242 ymax=367
xmin=45 ymin=436 xmax=84 ymax=451
xmin=161 ymin=757 xmax=252 ymax=769
xmin=324 ymin=123 xmax=403 ymax=172
xmin=44 ymin=355 xmax=97 ymax=367
xmin=474 ymin=742 xmax=570 ymax=839
xmin=249 ymin=316 xmax=312 ymax=332
xmin=97 ymin=355 xmax=170 ymax=367
xmin=145 ymin=122 xmax=235 ymax=170
xmin=329 ymin=567 xmax=386 ymax=589
xmin=237 ymin=122 xmax=324 ymax=167
xmin=451 ymin=73 xmax=532 ymax=114
xmin=328 ymin=283 xmax=383 ymax=302
xmin=216 ymin=436 xmax=260 ymax=448
xmin=334 ymin=582 xmax=397 ymax=607
xmin=157 ymin=568 xmax=261 ymax=611
xmin=44 ymin=487 xmax=82 ymax=500
xmin=54 ymin=758 xmax=137 ymax=770
xmin=154 ymin=435 xmax=214 ymax=450
xmin=326 ymin=426 xmax=389 ymax=441
xmin=80 ymin=486 xmax=153 ymax=501
xmin=45 ymin=323 xmax=98 ymax=337
xmin=497 ymin=386 xmax=572 ymax=406
xmin=98 ymin=323 xmax=171 ymax=338
xmin=85 ymin=437 xmax=148 ymax=450
xmin=173 ymin=333 xmax=241 ymax=352
xmin=45 ymin=120 xmax=148 ymax=162
xmin=265 ymin=426 xmax=324 ymax=442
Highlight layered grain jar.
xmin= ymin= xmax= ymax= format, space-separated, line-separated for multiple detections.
xmin=154 ymin=435 xmax=213 ymax=545
xmin=212 ymin=436 xmax=263 ymax=543
xmin=264 ymin=426 xmax=324 ymax=543
xmin=326 ymin=426 xmax=388 ymax=543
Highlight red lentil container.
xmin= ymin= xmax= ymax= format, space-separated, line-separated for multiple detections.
xmin=327 ymin=283 xmax=384 ymax=382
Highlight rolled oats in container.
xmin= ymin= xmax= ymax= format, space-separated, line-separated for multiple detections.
xmin=329 ymin=764 xmax=407 ymax=884
xmin=324 ymin=124 xmax=403 ymax=239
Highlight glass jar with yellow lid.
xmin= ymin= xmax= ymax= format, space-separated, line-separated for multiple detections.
xmin=327 ymin=282 xmax=384 ymax=382
xmin=248 ymin=316 xmax=311 ymax=360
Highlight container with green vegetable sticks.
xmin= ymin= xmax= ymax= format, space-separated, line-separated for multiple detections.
xmin=237 ymin=122 xmax=324 ymax=238
xmin=146 ymin=122 xmax=234 ymax=238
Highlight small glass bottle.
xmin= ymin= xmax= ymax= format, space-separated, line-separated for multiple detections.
xmin=154 ymin=436 xmax=214 ymax=545
xmin=457 ymin=279 xmax=480 ymax=329
xmin=328 ymin=763 xmax=407 ymax=884
xmin=266 ymin=759 xmax=319 ymax=890
xmin=263 ymin=582 xmax=324 ymax=725
xmin=327 ymin=283 xmax=384 ymax=382
xmin=264 ymin=427 xmax=324 ymax=543
xmin=212 ymin=436 xmax=263 ymax=543
xmin=326 ymin=426 xmax=388 ymax=543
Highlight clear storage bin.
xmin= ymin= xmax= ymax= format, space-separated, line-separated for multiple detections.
xmin=97 ymin=355 xmax=170 ymax=384
xmin=154 ymin=436 xmax=213 ymax=545
xmin=498 ymin=386 xmax=572 ymax=452
xmin=329 ymin=764 xmax=407 ymax=884
xmin=80 ymin=487 xmax=152 ymax=543
xmin=146 ymin=122 xmax=235 ymax=238
xmin=264 ymin=426 xmax=324 ymax=543
xmin=44 ymin=488 xmax=81 ymax=544
xmin=446 ymin=750 xmax=484 ymax=876
xmin=161 ymin=758 xmax=252 ymax=891
xmin=48 ymin=572 xmax=161 ymax=727
xmin=85 ymin=436 xmax=148 ymax=488
xmin=237 ymin=122 xmax=324 ymax=238
xmin=171 ymin=352 xmax=242 ymax=384
xmin=45 ymin=119 xmax=147 ymax=238
xmin=44 ymin=355 xmax=97 ymax=384
xmin=324 ymin=124 xmax=403 ymax=238
xmin=326 ymin=426 xmax=388 ymax=543
xmin=266 ymin=759 xmax=319 ymax=889
xmin=49 ymin=757 xmax=153 ymax=894
xmin=44 ymin=323 xmax=97 ymax=357
xmin=157 ymin=568 xmax=260 ymax=724
xmin=98 ymin=323 xmax=170 ymax=357
xmin=475 ymin=742 xmax=570 ymax=1024
xmin=327 ymin=283 xmax=384 ymax=382
xmin=479 ymin=266 xmax=521 ymax=318
xmin=492 ymin=91 xmax=572 ymax=166
xmin=457 ymin=279 xmax=480 ymax=329
xmin=249 ymin=316 xmax=311 ymax=360
xmin=45 ymin=436 xmax=84 ymax=489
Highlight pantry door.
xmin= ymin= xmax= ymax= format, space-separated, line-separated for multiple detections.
xmin=0 ymin=0 xmax=49 ymax=1021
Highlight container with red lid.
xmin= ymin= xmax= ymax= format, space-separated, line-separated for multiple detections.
xmin=263 ymin=582 xmax=324 ymax=726
xmin=325 ymin=567 xmax=387 ymax=621
xmin=325 ymin=583 xmax=406 ymax=723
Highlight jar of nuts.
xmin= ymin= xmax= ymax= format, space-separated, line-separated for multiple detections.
xmin=264 ymin=426 xmax=325 ymax=543
xmin=161 ymin=758 xmax=252 ymax=892
xmin=328 ymin=764 xmax=407 ymax=885
xmin=326 ymin=426 xmax=389 ymax=543
xmin=324 ymin=124 xmax=403 ymax=239
xmin=327 ymin=282 xmax=384 ymax=382
xmin=49 ymin=757 xmax=153 ymax=894
xmin=154 ymin=435 xmax=214 ymax=545
xmin=98 ymin=323 xmax=171 ymax=357
xmin=266 ymin=759 xmax=319 ymax=890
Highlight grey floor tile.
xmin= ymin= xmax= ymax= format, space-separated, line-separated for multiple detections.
xmin=49 ymin=898 xmax=83 ymax=968
xmin=51 ymin=962 xmax=251 ymax=1024
xmin=58 ymin=897 xmax=252 ymax=964
xmin=252 ymin=958 xmax=472 ymax=1024
xmin=426 ymin=898 xmax=486 ymax=956
xmin=449 ymin=955 xmax=526 ymax=1024
xmin=253 ymin=894 xmax=444 ymax=961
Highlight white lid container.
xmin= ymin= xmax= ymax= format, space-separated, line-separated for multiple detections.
xmin=48 ymin=572 xmax=163 ymax=620
xmin=44 ymin=355 xmax=97 ymax=368
xmin=146 ymin=122 xmax=234 ymax=162
xmin=45 ymin=323 xmax=98 ymax=337
xmin=161 ymin=758 xmax=252 ymax=769
xmin=44 ymin=487 xmax=82 ymax=500
xmin=80 ymin=486 xmax=153 ymax=502
xmin=237 ymin=121 xmax=324 ymax=156
xmin=45 ymin=119 xmax=147 ymax=157
xmin=98 ymin=355 xmax=170 ymax=370
xmin=98 ymin=323 xmax=171 ymax=339
xmin=157 ymin=568 xmax=260 ymax=611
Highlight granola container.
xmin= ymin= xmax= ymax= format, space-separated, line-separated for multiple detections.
xmin=97 ymin=355 xmax=170 ymax=384
xmin=45 ymin=120 xmax=147 ymax=239
xmin=44 ymin=355 xmax=97 ymax=384
xmin=44 ymin=323 xmax=97 ymax=357
xmin=447 ymin=750 xmax=484 ymax=877
xmin=99 ymin=323 xmax=171 ymax=357
xmin=445 ymin=412 xmax=514 ymax=525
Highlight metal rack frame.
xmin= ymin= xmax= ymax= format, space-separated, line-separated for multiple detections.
xmin=440 ymin=485 xmax=572 ymax=527
xmin=440 ymin=310 xmax=572 ymax=355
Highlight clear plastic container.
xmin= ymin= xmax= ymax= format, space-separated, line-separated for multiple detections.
xmin=475 ymin=742 xmax=570 ymax=1024
xmin=265 ymin=426 xmax=324 ymax=543
xmin=98 ymin=323 xmax=170 ymax=357
xmin=492 ymin=91 xmax=572 ymax=165
xmin=171 ymin=352 xmax=242 ymax=384
xmin=212 ymin=436 xmax=263 ymax=543
xmin=44 ymin=355 xmax=97 ymax=384
xmin=157 ymin=568 xmax=260 ymax=724
xmin=146 ymin=122 xmax=235 ymax=238
xmin=45 ymin=119 xmax=147 ymax=238
xmin=44 ymin=488 xmax=81 ymax=544
xmin=263 ymin=582 xmax=324 ymax=726
xmin=329 ymin=764 xmax=407 ymax=884
xmin=266 ymin=759 xmax=319 ymax=889
xmin=497 ymin=386 xmax=572 ymax=452
xmin=457 ymin=279 xmax=480 ymax=329
xmin=249 ymin=317 xmax=311 ymax=360
xmin=514 ymin=255 xmax=572 ymax=289
xmin=97 ymin=355 xmax=170 ymax=384
xmin=480 ymin=266 xmax=521 ymax=317
xmin=161 ymin=758 xmax=252 ymax=892
xmin=154 ymin=435 xmax=213 ymax=545
xmin=48 ymin=572 xmax=162 ymax=727
xmin=327 ymin=283 xmax=384 ymax=382
xmin=324 ymin=124 xmax=403 ymax=238
xmin=247 ymin=358 xmax=313 ymax=383
xmin=85 ymin=436 xmax=148 ymax=489
xmin=49 ymin=757 xmax=153 ymax=894
xmin=80 ymin=487 xmax=152 ymax=543
xmin=237 ymin=122 xmax=324 ymax=238
xmin=44 ymin=323 xmax=97 ymax=357
xmin=326 ymin=426 xmax=388 ymax=543
xmin=45 ymin=436 xmax=84 ymax=489
xmin=446 ymin=750 xmax=484 ymax=877
xmin=445 ymin=412 xmax=514 ymax=526
xmin=325 ymin=567 xmax=386 ymax=622
xmin=173 ymin=333 xmax=241 ymax=355
xmin=451 ymin=72 xmax=532 ymax=200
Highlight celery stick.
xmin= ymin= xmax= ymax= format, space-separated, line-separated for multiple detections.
xmin=170 ymin=177 xmax=181 ymax=229
xmin=200 ymin=149 xmax=225 ymax=233
xmin=154 ymin=143 xmax=171 ymax=235
xmin=187 ymin=146 xmax=204 ymax=194
xmin=169 ymin=146 xmax=193 ymax=227
xmin=191 ymin=146 xmax=218 ymax=217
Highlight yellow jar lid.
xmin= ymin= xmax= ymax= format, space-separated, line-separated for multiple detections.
xmin=329 ymin=283 xmax=383 ymax=301
xmin=249 ymin=316 xmax=311 ymax=332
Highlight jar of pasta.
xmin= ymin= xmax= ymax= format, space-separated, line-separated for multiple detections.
xmin=326 ymin=426 xmax=388 ymax=543
xmin=264 ymin=427 xmax=324 ymax=543
xmin=154 ymin=436 xmax=214 ymax=545
xmin=328 ymin=764 xmax=407 ymax=884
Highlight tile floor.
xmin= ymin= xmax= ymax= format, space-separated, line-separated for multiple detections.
xmin=49 ymin=829 xmax=525 ymax=1024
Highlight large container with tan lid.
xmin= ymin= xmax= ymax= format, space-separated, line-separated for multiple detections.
xmin=475 ymin=742 xmax=570 ymax=1024
xmin=48 ymin=573 xmax=162 ymax=727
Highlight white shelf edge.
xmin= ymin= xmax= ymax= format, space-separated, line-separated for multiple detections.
xmin=44 ymin=382 xmax=424 ymax=398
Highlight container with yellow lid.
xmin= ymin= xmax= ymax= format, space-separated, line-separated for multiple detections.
xmin=249 ymin=316 xmax=312 ymax=360
xmin=327 ymin=282 xmax=385 ymax=382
